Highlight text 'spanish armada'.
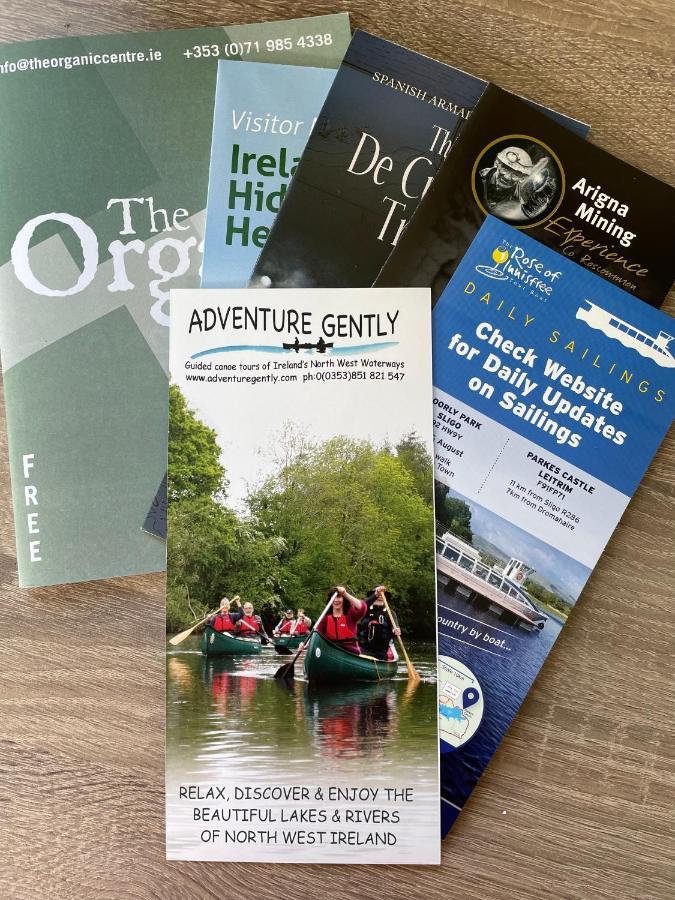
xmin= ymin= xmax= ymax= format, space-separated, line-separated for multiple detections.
xmin=0 ymin=15 xmax=350 ymax=585
xmin=249 ymin=31 xmax=588 ymax=291
xmin=166 ymin=287 xmax=440 ymax=863
xmin=374 ymin=86 xmax=675 ymax=838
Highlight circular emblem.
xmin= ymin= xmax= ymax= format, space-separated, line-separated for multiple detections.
xmin=315 ymin=647 xmax=321 ymax=658
xmin=438 ymin=655 xmax=484 ymax=749
xmin=472 ymin=135 xmax=565 ymax=229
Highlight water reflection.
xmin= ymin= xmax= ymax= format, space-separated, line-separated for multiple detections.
xmin=167 ymin=639 xmax=438 ymax=777
xmin=166 ymin=641 xmax=439 ymax=861
xmin=302 ymin=682 xmax=397 ymax=759
xmin=167 ymin=656 xmax=194 ymax=692
xmin=204 ymin=657 xmax=260 ymax=715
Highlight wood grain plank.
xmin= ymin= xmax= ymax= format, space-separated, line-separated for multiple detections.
xmin=0 ymin=1 xmax=673 ymax=897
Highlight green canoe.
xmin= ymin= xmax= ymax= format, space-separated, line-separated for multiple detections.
xmin=201 ymin=626 xmax=262 ymax=657
xmin=303 ymin=631 xmax=398 ymax=683
xmin=273 ymin=633 xmax=307 ymax=655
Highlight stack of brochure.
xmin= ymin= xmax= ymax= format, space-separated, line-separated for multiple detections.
xmin=0 ymin=13 xmax=673 ymax=864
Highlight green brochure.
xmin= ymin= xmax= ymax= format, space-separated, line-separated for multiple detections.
xmin=0 ymin=14 xmax=350 ymax=586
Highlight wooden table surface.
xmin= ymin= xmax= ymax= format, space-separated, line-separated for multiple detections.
xmin=0 ymin=1 xmax=673 ymax=897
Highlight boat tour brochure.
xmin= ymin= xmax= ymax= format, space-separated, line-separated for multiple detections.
xmin=0 ymin=14 xmax=351 ymax=586
xmin=166 ymin=286 xmax=440 ymax=863
xmin=423 ymin=229 xmax=674 ymax=834
xmin=371 ymin=83 xmax=675 ymax=838
xmin=249 ymin=29 xmax=589 ymax=290
xmin=202 ymin=60 xmax=336 ymax=288
xmin=375 ymin=84 xmax=675 ymax=308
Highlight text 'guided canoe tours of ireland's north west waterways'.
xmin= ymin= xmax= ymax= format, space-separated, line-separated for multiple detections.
xmin=166 ymin=287 xmax=441 ymax=864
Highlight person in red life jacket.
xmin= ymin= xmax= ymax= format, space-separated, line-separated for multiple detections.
xmin=273 ymin=608 xmax=312 ymax=637
xmin=317 ymin=586 xmax=367 ymax=655
xmin=207 ymin=595 xmax=242 ymax=633
xmin=234 ymin=601 xmax=263 ymax=638
xmin=358 ymin=585 xmax=401 ymax=661
xmin=293 ymin=608 xmax=311 ymax=636
xmin=273 ymin=609 xmax=295 ymax=637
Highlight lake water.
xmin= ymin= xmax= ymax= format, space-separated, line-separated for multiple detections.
xmin=166 ymin=637 xmax=440 ymax=862
xmin=436 ymin=581 xmax=564 ymax=832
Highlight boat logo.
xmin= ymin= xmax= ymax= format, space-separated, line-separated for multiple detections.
xmin=472 ymin=135 xmax=565 ymax=229
xmin=576 ymin=300 xmax=675 ymax=368
xmin=315 ymin=647 xmax=321 ymax=658
xmin=474 ymin=242 xmax=563 ymax=297
xmin=475 ymin=245 xmax=510 ymax=280
xmin=191 ymin=337 xmax=399 ymax=361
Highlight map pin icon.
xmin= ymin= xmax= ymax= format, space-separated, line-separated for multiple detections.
xmin=462 ymin=687 xmax=480 ymax=709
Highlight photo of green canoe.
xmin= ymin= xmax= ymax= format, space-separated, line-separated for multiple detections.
xmin=273 ymin=633 xmax=306 ymax=654
xmin=200 ymin=627 xmax=262 ymax=657
xmin=303 ymin=631 xmax=399 ymax=683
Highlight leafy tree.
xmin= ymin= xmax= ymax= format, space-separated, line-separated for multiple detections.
xmin=435 ymin=481 xmax=473 ymax=542
xmin=395 ymin=432 xmax=433 ymax=504
xmin=166 ymin=496 xmax=284 ymax=631
xmin=524 ymin=579 xmax=572 ymax=618
xmin=248 ymin=436 xmax=436 ymax=636
xmin=166 ymin=386 xmax=283 ymax=632
xmin=165 ymin=396 xmax=437 ymax=638
xmin=445 ymin=496 xmax=473 ymax=542
xmin=434 ymin=481 xmax=451 ymax=530
xmin=168 ymin=384 xmax=227 ymax=502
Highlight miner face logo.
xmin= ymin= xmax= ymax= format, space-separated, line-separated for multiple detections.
xmin=472 ymin=135 xmax=565 ymax=228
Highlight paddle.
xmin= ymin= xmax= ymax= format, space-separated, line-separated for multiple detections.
xmin=274 ymin=594 xmax=336 ymax=680
xmin=260 ymin=627 xmax=275 ymax=646
xmin=275 ymin=613 xmax=303 ymax=653
xmin=380 ymin=591 xmax=421 ymax=684
xmin=272 ymin=615 xmax=295 ymax=651
xmin=169 ymin=608 xmax=219 ymax=646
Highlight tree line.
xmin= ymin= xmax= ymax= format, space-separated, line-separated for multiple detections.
xmin=166 ymin=385 xmax=436 ymax=637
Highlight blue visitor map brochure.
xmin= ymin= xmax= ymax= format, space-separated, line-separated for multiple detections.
xmin=431 ymin=216 xmax=674 ymax=836
xmin=202 ymin=61 xmax=336 ymax=288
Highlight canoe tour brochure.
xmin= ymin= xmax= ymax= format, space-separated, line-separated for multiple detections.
xmin=428 ymin=225 xmax=674 ymax=833
xmin=166 ymin=287 xmax=440 ymax=863
xmin=375 ymin=84 xmax=675 ymax=308
xmin=0 ymin=14 xmax=351 ymax=587
xmin=249 ymin=30 xmax=588 ymax=291
xmin=201 ymin=60 xmax=336 ymax=288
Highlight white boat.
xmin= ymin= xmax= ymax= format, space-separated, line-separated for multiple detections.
xmin=436 ymin=531 xmax=548 ymax=631
xmin=576 ymin=300 xmax=675 ymax=368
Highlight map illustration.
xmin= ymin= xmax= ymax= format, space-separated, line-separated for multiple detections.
xmin=439 ymin=655 xmax=484 ymax=748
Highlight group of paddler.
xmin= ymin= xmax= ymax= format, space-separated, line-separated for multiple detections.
xmin=169 ymin=584 xmax=420 ymax=684
xmin=206 ymin=595 xmax=266 ymax=637
xmin=272 ymin=608 xmax=311 ymax=639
